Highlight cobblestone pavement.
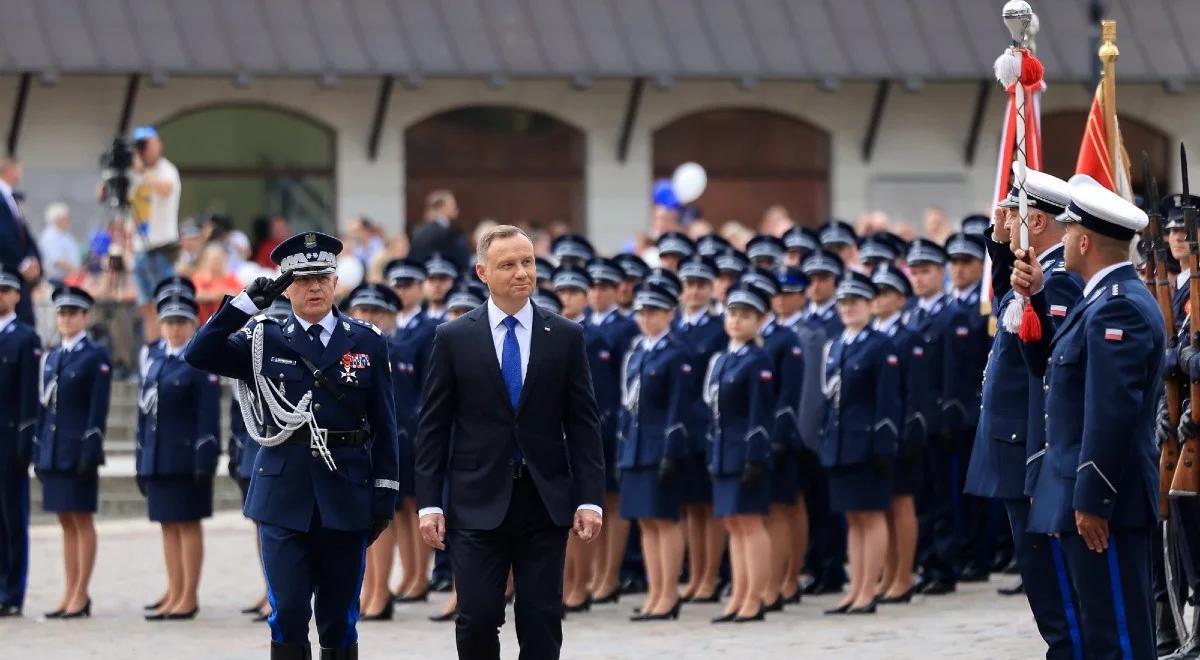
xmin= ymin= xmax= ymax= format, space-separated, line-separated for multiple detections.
xmin=5 ymin=512 xmax=1044 ymax=659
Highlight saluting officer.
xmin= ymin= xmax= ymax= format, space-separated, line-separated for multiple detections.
xmin=741 ymin=268 xmax=805 ymax=612
xmin=963 ymin=167 xmax=1085 ymax=659
xmin=137 ymin=293 xmax=221 ymax=621
xmin=384 ymin=257 xmax=438 ymax=603
xmin=904 ymin=238 xmax=958 ymax=595
xmin=870 ymin=265 xmax=928 ymax=605
xmin=621 ymin=281 xmax=693 ymax=622
xmin=820 ymin=272 xmax=902 ymax=616
xmin=0 ymin=265 xmax=40 ymax=618
xmin=37 ymin=286 xmax=111 ymax=619
xmin=706 ymin=283 xmax=776 ymax=623
xmin=185 ymin=232 xmax=397 ymax=660
xmin=1016 ymin=174 xmax=1162 ymax=660
xmin=673 ymin=255 xmax=727 ymax=603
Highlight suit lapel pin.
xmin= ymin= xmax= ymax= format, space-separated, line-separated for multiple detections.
xmin=544 ymin=326 xmax=551 ymax=332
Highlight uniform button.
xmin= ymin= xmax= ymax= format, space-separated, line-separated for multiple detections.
xmin=314 ymin=403 xmax=321 ymax=412
xmin=311 ymin=450 xmax=319 ymax=458
xmin=1103 ymin=498 xmax=1112 ymax=505
xmin=258 ymin=467 xmax=264 ymax=473
xmin=278 ymin=372 xmax=284 ymax=379
xmin=1011 ymin=434 xmax=1017 ymax=441
xmin=50 ymin=424 xmax=56 ymax=432
xmin=1044 ymin=442 xmax=1049 ymax=448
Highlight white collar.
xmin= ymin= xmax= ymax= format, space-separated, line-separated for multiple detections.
xmin=808 ymin=298 xmax=836 ymax=315
xmin=681 ymin=308 xmax=708 ymax=325
xmin=1179 ymin=270 xmax=1191 ymax=291
xmin=295 ymin=310 xmax=337 ymax=337
xmin=567 ymin=313 xmax=586 ymax=324
xmin=841 ymin=327 xmax=867 ymax=344
xmin=0 ymin=179 xmax=12 ymax=200
xmin=727 ymin=340 xmax=749 ymax=355
xmin=873 ymin=313 xmax=901 ymax=333
xmin=590 ymin=306 xmax=617 ymax=324
xmin=781 ymin=311 xmax=805 ymax=327
xmin=1082 ymin=261 xmax=1133 ymax=299
xmin=759 ymin=313 xmax=777 ymax=331
xmin=163 ymin=342 xmax=187 ymax=358
xmin=641 ymin=331 xmax=669 ymax=351
xmin=954 ymin=282 xmax=980 ymax=300
xmin=918 ymin=292 xmax=945 ymax=311
xmin=396 ymin=307 xmax=422 ymax=327
xmin=1038 ymin=243 xmax=1065 ymax=268
xmin=0 ymin=312 xmax=15 ymax=333
xmin=488 ymin=297 xmax=533 ymax=330
xmin=61 ymin=331 xmax=87 ymax=352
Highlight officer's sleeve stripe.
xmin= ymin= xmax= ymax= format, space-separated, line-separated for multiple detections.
xmin=873 ymin=419 xmax=899 ymax=436
xmin=1077 ymin=461 xmax=1117 ymax=493
xmin=83 ymin=427 xmax=104 ymax=441
xmin=374 ymin=479 xmax=400 ymax=491
xmin=1026 ymin=448 xmax=1046 ymax=465
xmin=18 ymin=419 xmax=35 ymax=431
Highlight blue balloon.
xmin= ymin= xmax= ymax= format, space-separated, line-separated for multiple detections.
xmin=653 ymin=179 xmax=680 ymax=209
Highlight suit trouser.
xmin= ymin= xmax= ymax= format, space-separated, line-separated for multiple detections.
xmin=803 ymin=461 xmax=847 ymax=586
xmin=1171 ymin=497 xmax=1200 ymax=594
xmin=0 ymin=462 xmax=29 ymax=608
xmin=1003 ymin=499 xmax=1083 ymax=660
xmin=259 ymin=518 xmax=368 ymax=649
xmin=1059 ymin=526 xmax=1155 ymax=660
xmin=450 ymin=473 xmax=569 ymax=660
xmin=920 ymin=444 xmax=965 ymax=583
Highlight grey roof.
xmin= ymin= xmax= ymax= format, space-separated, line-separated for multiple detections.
xmin=0 ymin=0 xmax=1194 ymax=83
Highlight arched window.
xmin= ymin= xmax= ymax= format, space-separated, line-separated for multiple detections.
xmin=405 ymin=106 xmax=585 ymax=236
xmin=653 ymin=108 xmax=831 ymax=228
xmin=1040 ymin=110 xmax=1170 ymax=197
xmin=157 ymin=104 xmax=336 ymax=232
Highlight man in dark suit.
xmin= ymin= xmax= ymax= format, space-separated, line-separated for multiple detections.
xmin=409 ymin=189 xmax=471 ymax=268
xmin=0 ymin=159 xmax=41 ymax=325
xmin=415 ymin=224 xmax=605 ymax=660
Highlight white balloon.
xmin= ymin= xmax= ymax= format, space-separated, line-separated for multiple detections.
xmin=336 ymin=256 xmax=365 ymax=290
xmin=671 ymin=162 xmax=708 ymax=204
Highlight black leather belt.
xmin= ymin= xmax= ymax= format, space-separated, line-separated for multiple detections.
xmin=268 ymin=427 xmax=368 ymax=448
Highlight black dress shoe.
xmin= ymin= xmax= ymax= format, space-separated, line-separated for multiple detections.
xmin=563 ymin=597 xmax=591 ymax=613
xmin=59 ymin=599 xmax=91 ymax=619
xmin=144 ymin=598 xmax=165 ymax=611
xmin=958 ymin=568 xmax=990 ymax=583
xmin=592 ymin=590 xmax=620 ymax=605
xmin=430 ymin=578 xmax=453 ymax=593
xmin=144 ymin=612 xmax=167 ymax=621
xmin=428 ymin=610 xmax=456 ymax=623
xmin=0 ymin=605 xmax=20 ymax=617
xmin=823 ymin=603 xmax=851 ymax=615
xmin=319 ymin=645 xmax=357 ymax=660
xmin=393 ymin=589 xmax=429 ymax=603
xmin=877 ymin=588 xmax=915 ymax=604
xmin=164 ymin=607 xmax=198 ymax=620
xmin=270 ymin=641 xmax=312 ymax=660
xmin=847 ymin=602 xmax=877 ymax=614
xmin=763 ymin=598 xmax=784 ymax=613
xmin=997 ymin=581 xmax=1025 ymax=596
xmin=360 ymin=599 xmax=393 ymax=621
xmin=920 ymin=581 xmax=956 ymax=596
xmin=710 ymin=612 xmax=737 ymax=624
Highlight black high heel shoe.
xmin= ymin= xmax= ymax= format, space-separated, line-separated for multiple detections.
xmin=563 ymin=597 xmax=591 ymax=613
xmin=240 ymin=602 xmax=263 ymax=614
xmin=847 ymin=602 xmax=877 ymax=614
xmin=710 ymin=611 xmax=737 ymax=624
xmin=781 ymin=590 xmax=802 ymax=605
xmin=823 ymin=603 xmax=851 ymax=615
xmin=393 ymin=588 xmax=429 ymax=603
xmin=591 ymin=590 xmax=620 ymax=605
xmin=360 ymin=599 xmax=393 ymax=622
xmin=428 ymin=609 xmax=457 ymax=623
xmin=144 ymin=611 xmax=167 ymax=621
xmin=763 ymin=598 xmax=784 ymax=613
xmin=60 ymin=599 xmax=91 ymax=619
xmin=686 ymin=591 xmax=720 ymax=603
xmin=164 ymin=606 xmax=198 ymax=620
xmin=733 ymin=603 xmax=765 ymax=623
xmin=43 ymin=609 xmax=64 ymax=619
xmin=877 ymin=587 xmax=915 ymax=604
xmin=144 ymin=598 xmax=165 ymax=611
xmin=632 ymin=600 xmax=682 ymax=622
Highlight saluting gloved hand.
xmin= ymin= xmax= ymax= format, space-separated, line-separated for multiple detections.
xmin=741 ymin=461 xmax=766 ymax=489
xmin=657 ymin=457 xmax=677 ymax=484
xmin=874 ymin=455 xmax=892 ymax=478
xmin=246 ymin=271 xmax=294 ymax=310
xmin=369 ymin=515 xmax=391 ymax=545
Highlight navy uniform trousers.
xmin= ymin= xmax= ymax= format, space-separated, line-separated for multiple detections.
xmin=1057 ymin=527 xmax=1154 ymax=660
xmin=1004 ymin=499 xmax=1084 ymax=660
xmin=0 ymin=461 xmax=28 ymax=610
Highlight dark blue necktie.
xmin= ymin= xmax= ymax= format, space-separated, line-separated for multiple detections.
xmin=307 ymin=324 xmax=323 ymax=344
xmin=501 ymin=316 xmax=523 ymax=469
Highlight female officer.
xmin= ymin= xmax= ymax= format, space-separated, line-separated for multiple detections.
xmin=338 ymin=283 xmax=403 ymax=621
xmin=821 ymin=272 xmax=902 ymax=615
xmin=620 ymin=281 xmax=691 ymax=622
xmin=706 ymin=283 xmax=775 ymax=624
xmin=36 ymin=286 xmax=111 ymax=619
xmin=871 ymin=266 xmax=927 ymax=604
xmin=139 ymin=293 xmax=220 ymax=620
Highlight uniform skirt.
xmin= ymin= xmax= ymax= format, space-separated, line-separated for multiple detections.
xmin=619 ymin=467 xmax=682 ymax=520
xmin=681 ymin=454 xmax=713 ymax=504
xmin=712 ymin=474 xmax=770 ymax=518
xmin=39 ymin=471 xmax=99 ymax=514
xmin=146 ymin=475 xmax=213 ymax=523
xmin=828 ymin=462 xmax=893 ymax=513
xmin=770 ymin=455 xmax=800 ymax=505
xmin=891 ymin=453 xmax=923 ymax=497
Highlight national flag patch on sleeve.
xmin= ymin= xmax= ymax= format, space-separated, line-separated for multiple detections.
xmin=681 ymin=363 xmax=692 ymax=374
xmin=886 ymin=354 xmax=899 ymax=366
xmin=792 ymin=346 xmax=803 ymax=356
xmin=912 ymin=346 xmax=924 ymax=357
xmin=99 ymin=363 xmax=110 ymax=373
xmin=1050 ymin=305 xmax=1067 ymax=317
xmin=1104 ymin=328 xmax=1124 ymax=341
xmin=955 ymin=326 xmax=969 ymax=337
xmin=207 ymin=374 xmax=220 ymax=384
xmin=599 ymin=350 xmax=610 ymax=361
xmin=33 ymin=347 xmax=42 ymax=357
xmin=760 ymin=370 xmax=773 ymax=382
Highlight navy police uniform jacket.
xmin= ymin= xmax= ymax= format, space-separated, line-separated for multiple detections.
xmin=1022 ymin=264 xmax=1164 ymax=533
xmin=787 ymin=316 xmax=829 ymax=453
xmin=390 ymin=311 xmax=435 ymax=445
xmin=580 ymin=321 xmax=621 ymax=449
xmin=805 ymin=301 xmax=843 ymax=341
xmin=942 ymin=281 xmax=990 ymax=435
xmin=35 ymin=337 xmax=111 ymax=473
xmin=0 ymin=316 xmax=40 ymax=467
xmin=185 ymin=298 xmax=399 ymax=533
xmin=906 ymin=293 xmax=954 ymax=440
xmin=705 ymin=344 xmax=774 ymax=477
xmin=619 ymin=334 xmax=692 ymax=468
xmin=229 ymin=392 xmax=258 ymax=481
xmin=586 ymin=307 xmax=640 ymax=363
xmin=820 ymin=328 xmax=902 ymax=467
xmin=135 ymin=351 xmax=222 ymax=477
xmin=874 ymin=316 xmax=929 ymax=458
xmin=761 ymin=319 xmax=806 ymax=454
xmin=965 ymin=244 xmax=1082 ymax=500
xmin=673 ymin=312 xmax=726 ymax=458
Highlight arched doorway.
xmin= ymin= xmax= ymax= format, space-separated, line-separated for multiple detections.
xmin=157 ymin=104 xmax=336 ymax=232
xmin=405 ymin=106 xmax=586 ymax=238
xmin=653 ymin=108 xmax=830 ymax=229
xmin=1041 ymin=110 xmax=1170 ymax=197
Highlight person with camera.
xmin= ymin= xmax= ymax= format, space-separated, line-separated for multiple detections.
xmin=125 ymin=126 xmax=181 ymax=343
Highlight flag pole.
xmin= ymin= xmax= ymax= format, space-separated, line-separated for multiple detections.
xmin=1099 ymin=20 xmax=1120 ymax=185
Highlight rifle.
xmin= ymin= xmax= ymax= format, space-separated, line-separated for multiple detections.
xmin=1144 ymin=153 xmax=1181 ymax=514
xmin=1172 ymin=142 xmax=1200 ymax=496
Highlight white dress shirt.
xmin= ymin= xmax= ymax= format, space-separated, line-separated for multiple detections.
xmin=294 ymin=310 xmax=336 ymax=347
xmin=60 ymin=331 xmax=87 ymax=352
xmin=0 ymin=312 xmax=15 ymax=334
xmin=420 ymin=296 xmax=602 ymax=518
xmin=1082 ymin=261 xmax=1133 ymax=299
xmin=0 ymin=178 xmax=20 ymax=219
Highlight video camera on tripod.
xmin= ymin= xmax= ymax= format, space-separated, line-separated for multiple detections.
xmin=97 ymin=136 xmax=137 ymax=274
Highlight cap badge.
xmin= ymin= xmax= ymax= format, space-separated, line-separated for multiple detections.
xmin=304 ymin=233 xmax=317 ymax=248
